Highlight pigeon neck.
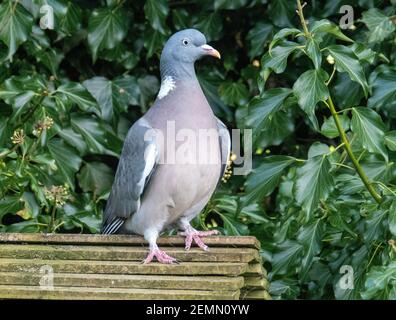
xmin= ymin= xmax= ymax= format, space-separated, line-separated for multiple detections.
xmin=160 ymin=61 xmax=199 ymax=85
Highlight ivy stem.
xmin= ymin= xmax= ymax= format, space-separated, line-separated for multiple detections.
xmin=325 ymin=66 xmax=336 ymax=86
xmin=49 ymin=200 xmax=57 ymax=233
xmin=326 ymin=96 xmax=382 ymax=204
xmin=295 ymin=0 xmax=381 ymax=204
xmin=296 ymin=0 xmax=310 ymax=37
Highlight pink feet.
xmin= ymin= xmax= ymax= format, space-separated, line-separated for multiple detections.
xmin=143 ymin=248 xmax=178 ymax=264
xmin=179 ymin=229 xmax=219 ymax=251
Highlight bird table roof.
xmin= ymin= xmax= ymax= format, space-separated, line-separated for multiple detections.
xmin=0 ymin=233 xmax=269 ymax=300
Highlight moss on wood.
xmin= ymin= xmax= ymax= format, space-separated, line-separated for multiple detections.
xmin=0 ymin=285 xmax=240 ymax=300
xmin=0 ymin=234 xmax=269 ymax=300
xmin=0 ymin=233 xmax=260 ymax=249
xmin=0 ymin=244 xmax=259 ymax=263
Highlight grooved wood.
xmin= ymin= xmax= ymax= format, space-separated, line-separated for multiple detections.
xmin=0 ymin=285 xmax=240 ymax=300
xmin=0 ymin=244 xmax=259 ymax=263
xmin=0 ymin=258 xmax=248 ymax=276
xmin=0 ymin=272 xmax=244 ymax=290
xmin=243 ymin=276 xmax=270 ymax=290
xmin=0 ymin=233 xmax=260 ymax=249
xmin=240 ymin=289 xmax=272 ymax=300
xmin=0 ymin=233 xmax=269 ymax=300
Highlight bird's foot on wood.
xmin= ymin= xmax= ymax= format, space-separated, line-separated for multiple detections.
xmin=179 ymin=230 xmax=220 ymax=251
xmin=142 ymin=248 xmax=178 ymax=264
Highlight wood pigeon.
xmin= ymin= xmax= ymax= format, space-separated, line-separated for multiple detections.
xmin=101 ymin=29 xmax=230 ymax=264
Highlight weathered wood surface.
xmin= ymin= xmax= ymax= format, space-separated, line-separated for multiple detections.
xmin=0 ymin=259 xmax=251 ymax=276
xmin=0 ymin=272 xmax=244 ymax=290
xmin=0 ymin=233 xmax=260 ymax=249
xmin=0 ymin=285 xmax=240 ymax=300
xmin=0 ymin=233 xmax=269 ymax=300
xmin=0 ymin=244 xmax=260 ymax=263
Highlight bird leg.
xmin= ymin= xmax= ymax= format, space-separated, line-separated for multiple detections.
xmin=178 ymin=224 xmax=219 ymax=251
xmin=143 ymin=229 xmax=178 ymax=264
xmin=143 ymin=246 xmax=178 ymax=264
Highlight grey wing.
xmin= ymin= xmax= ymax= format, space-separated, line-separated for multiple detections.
xmin=216 ymin=117 xmax=231 ymax=180
xmin=101 ymin=118 xmax=158 ymax=234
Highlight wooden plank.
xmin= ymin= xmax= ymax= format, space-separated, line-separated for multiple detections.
xmin=0 ymin=258 xmax=248 ymax=276
xmin=0 ymin=233 xmax=260 ymax=250
xmin=243 ymin=276 xmax=269 ymax=290
xmin=0 ymin=272 xmax=244 ymax=291
xmin=240 ymin=289 xmax=271 ymax=300
xmin=0 ymin=244 xmax=259 ymax=263
xmin=0 ymin=285 xmax=239 ymax=300
xmin=243 ymin=263 xmax=263 ymax=276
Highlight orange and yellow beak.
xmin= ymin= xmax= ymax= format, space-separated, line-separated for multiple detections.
xmin=200 ymin=44 xmax=221 ymax=59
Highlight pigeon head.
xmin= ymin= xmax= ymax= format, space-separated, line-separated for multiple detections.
xmin=160 ymin=29 xmax=220 ymax=80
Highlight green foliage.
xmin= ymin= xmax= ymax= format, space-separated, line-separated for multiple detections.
xmin=0 ymin=0 xmax=395 ymax=300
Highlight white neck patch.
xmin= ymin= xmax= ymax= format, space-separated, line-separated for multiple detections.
xmin=157 ymin=76 xmax=176 ymax=100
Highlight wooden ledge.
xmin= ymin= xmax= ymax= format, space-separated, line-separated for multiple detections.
xmin=0 ymin=233 xmax=269 ymax=300
xmin=0 ymin=233 xmax=261 ymax=250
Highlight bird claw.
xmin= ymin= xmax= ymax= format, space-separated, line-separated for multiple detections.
xmin=179 ymin=229 xmax=219 ymax=251
xmin=142 ymin=248 xmax=178 ymax=264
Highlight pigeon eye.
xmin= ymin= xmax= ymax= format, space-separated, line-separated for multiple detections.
xmin=182 ymin=39 xmax=189 ymax=46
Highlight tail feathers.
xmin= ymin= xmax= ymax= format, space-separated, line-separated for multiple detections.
xmin=101 ymin=217 xmax=125 ymax=234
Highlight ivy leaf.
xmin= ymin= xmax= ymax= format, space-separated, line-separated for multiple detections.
xmin=306 ymin=37 xmax=322 ymax=69
xmin=144 ymin=29 xmax=166 ymax=58
xmin=269 ymin=28 xmax=301 ymax=52
xmin=243 ymin=156 xmax=296 ymax=204
xmin=368 ymin=67 xmax=396 ymax=111
xmin=87 ymin=7 xmax=128 ymax=62
xmin=350 ymin=43 xmax=377 ymax=64
xmin=268 ymin=0 xmax=293 ymax=27
xmin=246 ymin=23 xmax=273 ymax=59
xmin=351 ymin=107 xmax=388 ymax=161
xmin=253 ymin=110 xmax=295 ymax=148
xmin=0 ymin=196 xmax=23 ymax=223
xmin=297 ymin=219 xmax=323 ymax=281
xmin=364 ymin=210 xmax=387 ymax=243
xmin=361 ymin=8 xmax=396 ymax=43
xmin=172 ymin=9 xmax=189 ymax=30
xmin=0 ymin=1 xmax=33 ymax=60
xmin=293 ymin=69 xmax=329 ymax=131
xmin=321 ymin=115 xmax=350 ymax=139
xmin=194 ymin=13 xmax=223 ymax=42
xmin=56 ymin=82 xmax=98 ymax=112
xmin=47 ymin=139 xmax=82 ymax=189
xmin=21 ymin=192 xmax=39 ymax=219
xmin=310 ymin=19 xmax=353 ymax=43
xmin=262 ymin=41 xmax=299 ymax=74
xmin=326 ymin=45 xmax=368 ymax=97
xmin=83 ymin=76 xmax=139 ymax=121
xmin=78 ymin=162 xmax=114 ymax=196
xmin=38 ymin=0 xmax=82 ymax=38
xmin=199 ymin=74 xmax=233 ymax=123
xmin=219 ymin=82 xmax=249 ymax=107
xmin=144 ymin=0 xmax=169 ymax=35
xmin=272 ymin=240 xmax=304 ymax=275
xmin=385 ymin=131 xmax=396 ymax=152
xmin=333 ymin=72 xmax=364 ymax=109
xmin=55 ymin=126 xmax=87 ymax=155
xmin=246 ymin=88 xmax=292 ymax=145
xmin=388 ymin=200 xmax=396 ymax=237
xmin=362 ymin=261 xmax=396 ymax=300
xmin=70 ymin=114 xmax=119 ymax=157
xmin=295 ymin=154 xmax=334 ymax=219
xmin=0 ymin=76 xmax=36 ymax=109
xmin=214 ymin=0 xmax=248 ymax=10
xmin=212 ymin=194 xmax=248 ymax=236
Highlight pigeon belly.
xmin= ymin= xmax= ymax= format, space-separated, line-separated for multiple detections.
xmin=124 ymin=86 xmax=222 ymax=236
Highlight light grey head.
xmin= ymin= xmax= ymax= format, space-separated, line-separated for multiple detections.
xmin=160 ymin=29 xmax=221 ymax=81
